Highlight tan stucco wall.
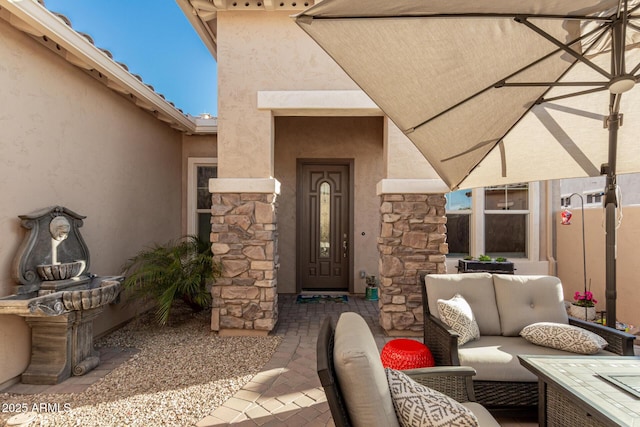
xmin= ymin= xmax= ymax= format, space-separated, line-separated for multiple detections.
xmin=384 ymin=119 xmax=440 ymax=179
xmin=0 ymin=19 xmax=182 ymax=385
xmin=216 ymin=11 xmax=361 ymax=178
xmin=557 ymin=206 xmax=640 ymax=330
xmin=217 ymin=11 xmax=439 ymax=182
xmin=274 ymin=117 xmax=384 ymax=294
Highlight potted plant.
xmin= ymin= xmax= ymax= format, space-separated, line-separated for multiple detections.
xmin=457 ymin=255 xmax=515 ymax=274
xmin=365 ymin=275 xmax=378 ymax=301
xmin=568 ymin=290 xmax=597 ymax=321
xmin=121 ymin=235 xmax=221 ymax=325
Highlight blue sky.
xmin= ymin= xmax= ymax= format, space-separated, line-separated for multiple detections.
xmin=45 ymin=0 xmax=218 ymax=117
xmin=446 ymin=190 xmax=472 ymax=211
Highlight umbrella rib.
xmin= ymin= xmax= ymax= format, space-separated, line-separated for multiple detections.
xmin=306 ymin=13 xmax=613 ymax=22
xmin=441 ymin=139 xmax=498 ymax=162
xmin=410 ymin=24 xmax=607 ymax=133
xmin=517 ymin=17 xmax=612 ymax=80
xmin=459 ymin=13 xmax=613 ymax=183
xmin=540 ymin=86 xmax=609 ymax=104
xmin=629 ymin=61 xmax=640 ymax=76
xmin=628 ymin=21 xmax=640 ymax=32
xmin=500 ymin=82 xmax=606 ymax=87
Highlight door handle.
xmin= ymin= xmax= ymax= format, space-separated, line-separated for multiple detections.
xmin=343 ymin=234 xmax=348 ymax=257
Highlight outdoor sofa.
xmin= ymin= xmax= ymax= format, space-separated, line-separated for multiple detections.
xmin=317 ymin=312 xmax=500 ymax=426
xmin=422 ymin=272 xmax=636 ymax=408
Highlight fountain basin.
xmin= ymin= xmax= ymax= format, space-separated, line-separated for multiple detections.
xmin=61 ymin=278 xmax=120 ymax=311
xmin=0 ymin=277 xmax=121 ymax=317
xmin=0 ymin=276 xmax=122 ymax=384
xmin=36 ymin=261 xmax=84 ymax=281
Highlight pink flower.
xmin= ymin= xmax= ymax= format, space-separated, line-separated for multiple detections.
xmin=573 ymin=290 xmax=597 ymax=307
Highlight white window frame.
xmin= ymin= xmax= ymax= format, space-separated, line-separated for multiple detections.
xmin=447 ymin=182 xmax=540 ymax=260
xmin=444 ymin=190 xmax=473 ymax=256
xmin=187 ymin=157 xmax=217 ymax=237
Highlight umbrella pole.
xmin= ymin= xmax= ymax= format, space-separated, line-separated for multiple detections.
xmin=604 ymin=112 xmax=620 ymax=329
xmin=605 ymin=198 xmax=617 ymax=328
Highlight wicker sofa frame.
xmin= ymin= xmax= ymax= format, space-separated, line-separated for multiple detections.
xmin=421 ymin=281 xmax=637 ymax=409
xmin=318 ymin=316 xmax=483 ymax=427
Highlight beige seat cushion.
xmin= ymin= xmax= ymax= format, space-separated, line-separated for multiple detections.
xmin=333 ymin=312 xmax=400 ymax=427
xmin=493 ymin=274 xmax=568 ymax=336
xmin=425 ymin=273 xmax=502 ymax=335
xmin=461 ymin=403 xmax=501 ymax=427
xmin=457 ymin=336 xmax=614 ymax=382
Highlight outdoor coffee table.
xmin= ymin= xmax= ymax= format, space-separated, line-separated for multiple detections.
xmin=519 ymin=355 xmax=640 ymax=427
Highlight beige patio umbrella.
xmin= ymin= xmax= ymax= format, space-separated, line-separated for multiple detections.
xmin=295 ymin=0 xmax=640 ymax=327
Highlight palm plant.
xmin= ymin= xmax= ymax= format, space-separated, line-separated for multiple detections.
xmin=121 ymin=235 xmax=220 ymax=325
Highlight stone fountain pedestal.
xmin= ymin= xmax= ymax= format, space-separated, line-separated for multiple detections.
xmin=22 ymin=308 xmax=102 ymax=384
xmin=0 ymin=206 xmax=122 ymax=385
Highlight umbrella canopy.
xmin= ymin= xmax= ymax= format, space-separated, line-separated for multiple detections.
xmin=295 ymin=0 xmax=640 ymax=327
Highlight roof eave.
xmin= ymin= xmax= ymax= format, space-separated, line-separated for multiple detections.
xmin=0 ymin=0 xmax=206 ymax=134
xmin=175 ymin=0 xmax=218 ymax=60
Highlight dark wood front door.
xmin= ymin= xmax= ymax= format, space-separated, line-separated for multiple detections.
xmin=298 ymin=161 xmax=351 ymax=291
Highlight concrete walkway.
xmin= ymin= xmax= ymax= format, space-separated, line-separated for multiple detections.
xmin=195 ymin=294 xmax=538 ymax=427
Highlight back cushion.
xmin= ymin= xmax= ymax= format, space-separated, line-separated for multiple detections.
xmin=333 ymin=312 xmax=400 ymax=427
xmin=493 ymin=274 xmax=568 ymax=336
xmin=425 ymin=273 xmax=502 ymax=335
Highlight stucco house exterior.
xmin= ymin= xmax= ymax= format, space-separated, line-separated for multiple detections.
xmin=0 ymin=0 xmax=217 ymax=387
xmin=175 ymin=0 xmax=555 ymax=336
xmin=178 ymin=0 xmax=640 ymax=336
xmin=1 ymin=0 xmax=638 ymax=387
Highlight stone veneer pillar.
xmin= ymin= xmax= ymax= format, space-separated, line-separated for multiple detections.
xmin=377 ymin=186 xmax=448 ymax=335
xmin=209 ymin=179 xmax=279 ymax=336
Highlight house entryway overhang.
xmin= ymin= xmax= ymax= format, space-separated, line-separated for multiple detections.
xmin=257 ymin=90 xmax=381 ymax=117
xmin=211 ymin=90 xmax=449 ymax=335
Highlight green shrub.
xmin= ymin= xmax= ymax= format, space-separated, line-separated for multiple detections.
xmin=121 ymin=235 xmax=221 ymax=325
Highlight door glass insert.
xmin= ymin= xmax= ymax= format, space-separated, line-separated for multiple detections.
xmin=319 ymin=182 xmax=331 ymax=258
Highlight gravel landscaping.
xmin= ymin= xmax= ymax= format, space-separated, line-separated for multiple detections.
xmin=0 ymin=304 xmax=283 ymax=426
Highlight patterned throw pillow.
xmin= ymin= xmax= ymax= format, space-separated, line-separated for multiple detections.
xmin=520 ymin=322 xmax=608 ymax=354
xmin=386 ymin=368 xmax=479 ymax=427
xmin=437 ymin=294 xmax=480 ymax=345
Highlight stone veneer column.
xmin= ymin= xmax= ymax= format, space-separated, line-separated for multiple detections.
xmin=377 ymin=180 xmax=449 ymax=335
xmin=209 ymin=179 xmax=279 ymax=336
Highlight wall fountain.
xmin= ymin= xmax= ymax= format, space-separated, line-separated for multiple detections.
xmin=0 ymin=206 xmax=122 ymax=384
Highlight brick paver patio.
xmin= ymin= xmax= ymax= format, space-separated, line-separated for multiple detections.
xmin=9 ymin=293 xmax=625 ymax=426
xmin=195 ymin=294 xmax=539 ymax=426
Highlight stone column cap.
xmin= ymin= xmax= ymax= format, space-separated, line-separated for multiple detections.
xmin=376 ymin=179 xmax=449 ymax=195
xmin=209 ymin=178 xmax=281 ymax=194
